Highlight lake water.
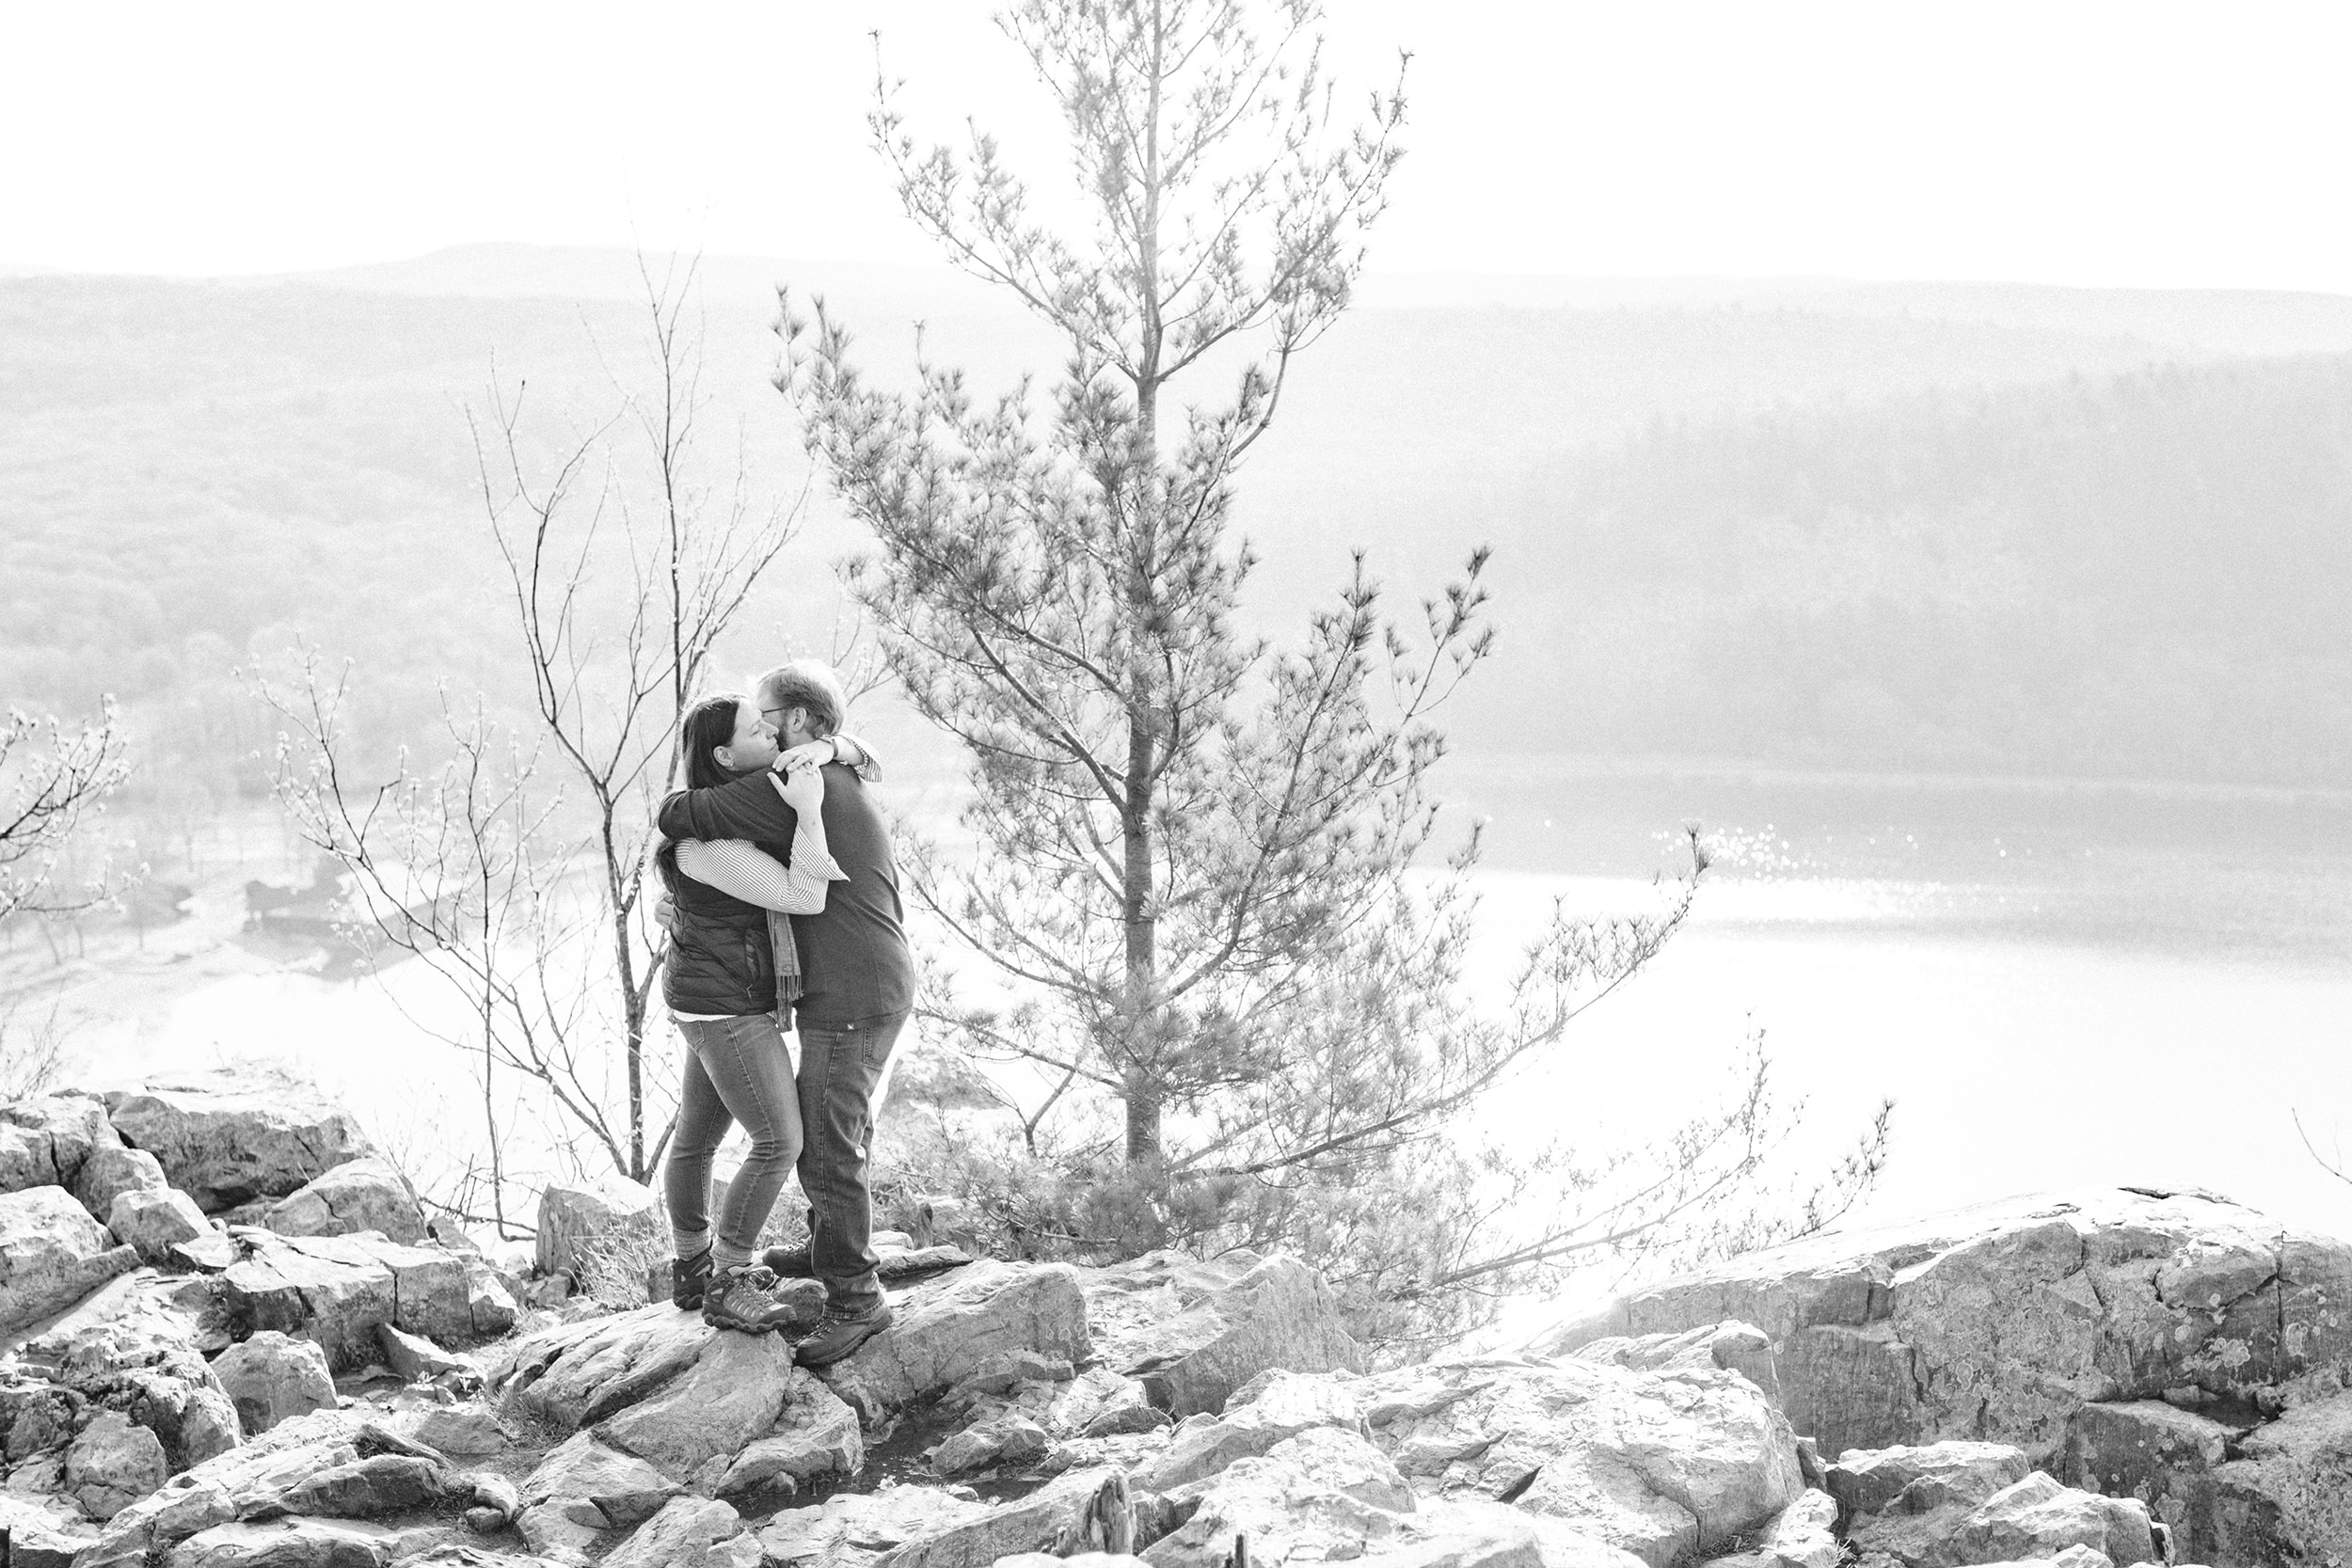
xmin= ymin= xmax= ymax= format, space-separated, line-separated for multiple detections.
xmin=1445 ymin=760 xmax=2352 ymax=1242
xmin=35 ymin=764 xmax=2352 ymax=1249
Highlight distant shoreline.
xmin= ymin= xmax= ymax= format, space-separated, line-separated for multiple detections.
xmin=1450 ymin=752 xmax=2352 ymax=809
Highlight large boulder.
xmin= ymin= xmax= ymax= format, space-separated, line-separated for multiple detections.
xmin=79 ymin=1411 xmax=407 ymax=1564
xmin=0 ymin=1094 xmax=111 ymax=1193
xmin=263 ymin=1157 xmax=427 ymax=1245
xmin=219 ymin=1230 xmax=517 ymax=1370
xmin=878 ymin=1465 xmax=1133 ymax=1568
xmin=1084 ymin=1249 xmax=1365 ymax=1417
xmin=1532 ymin=1188 xmax=2352 ymax=1467
xmin=516 ymin=1431 xmax=688 ymax=1562
xmin=758 ymin=1485 xmax=992 ymax=1568
xmin=0 ymin=1183 xmax=139 ymax=1331
xmin=74 ymin=1142 xmax=170 ymax=1219
xmin=211 ymin=1331 xmax=338 ymax=1434
xmin=605 ymin=1496 xmax=761 ymax=1568
xmin=65 ymin=1409 xmax=169 ymax=1520
xmin=104 ymin=1071 xmax=371 ymax=1212
xmin=1849 ymin=1468 xmax=2159 ymax=1568
xmin=109 ymin=1186 xmax=213 ymax=1262
xmin=533 ymin=1176 xmax=661 ymax=1277
xmin=2202 ymin=1388 xmax=2352 ymax=1568
xmin=8 ymin=1268 xmax=241 ymax=1470
xmin=164 ymin=1516 xmax=445 ymax=1566
xmin=0 ymin=1492 xmax=97 ymax=1568
xmin=828 ymin=1259 xmax=1090 ymax=1412
xmin=497 ymin=1302 xmax=863 ymax=1490
xmin=1359 ymin=1355 xmax=1804 ymax=1567
xmin=1132 ymin=1370 xmax=1370 ymax=1493
xmin=1828 ymin=1440 xmax=2033 ymax=1518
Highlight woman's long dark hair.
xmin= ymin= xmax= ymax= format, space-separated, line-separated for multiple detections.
xmin=660 ymin=694 xmax=750 ymax=895
xmin=678 ymin=692 xmax=749 ymax=791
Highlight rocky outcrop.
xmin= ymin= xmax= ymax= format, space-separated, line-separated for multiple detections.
xmin=1086 ymin=1249 xmax=1365 ymax=1417
xmin=1533 ymin=1188 xmax=2352 ymax=1464
xmin=104 ymin=1071 xmax=371 ymax=1212
xmin=1534 ymin=1188 xmax=2352 ymax=1568
xmin=8 ymin=1267 xmax=241 ymax=1471
xmin=0 ymin=1183 xmax=139 ymax=1331
xmin=263 ymin=1157 xmax=428 ymax=1245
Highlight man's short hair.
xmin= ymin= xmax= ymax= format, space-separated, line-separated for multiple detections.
xmin=758 ymin=659 xmax=848 ymax=738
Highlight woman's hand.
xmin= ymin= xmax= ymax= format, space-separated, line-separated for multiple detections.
xmin=775 ymin=740 xmax=835 ymax=773
xmin=779 ymin=761 xmax=825 ymax=816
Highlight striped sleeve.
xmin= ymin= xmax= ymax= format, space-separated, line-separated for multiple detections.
xmin=673 ymin=836 xmax=845 ymax=916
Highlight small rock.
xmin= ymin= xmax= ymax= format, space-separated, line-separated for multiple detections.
xmin=949 ymin=1348 xmax=1076 ymax=1402
xmin=65 ymin=1410 xmax=169 ymax=1521
xmin=376 ymin=1323 xmax=469 ymax=1382
xmin=402 ymin=1402 xmax=514 ymax=1458
xmin=1708 ymin=1488 xmax=1840 ymax=1568
xmin=108 ymin=1185 xmax=212 ymax=1261
xmin=171 ymin=1230 xmax=240 ymax=1272
xmin=263 ymin=1156 xmax=428 ymax=1244
xmin=934 ymin=1414 xmax=1050 ymax=1476
xmin=211 ymin=1330 xmax=338 ymax=1433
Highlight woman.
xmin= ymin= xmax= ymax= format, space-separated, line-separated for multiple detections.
xmin=657 ymin=691 xmax=869 ymax=1332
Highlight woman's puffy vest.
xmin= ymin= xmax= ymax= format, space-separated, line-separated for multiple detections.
xmin=657 ymin=845 xmax=777 ymax=1016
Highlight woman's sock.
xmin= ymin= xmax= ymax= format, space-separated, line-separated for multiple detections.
xmin=713 ymin=1239 xmax=755 ymax=1273
xmin=673 ymin=1227 xmax=711 ymax=1262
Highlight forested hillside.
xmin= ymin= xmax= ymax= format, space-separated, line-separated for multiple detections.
xmin=4 ymin=252 xmax=2347 ymax=801
xmin=1428 ymin=356 xmax=2352 ymax=785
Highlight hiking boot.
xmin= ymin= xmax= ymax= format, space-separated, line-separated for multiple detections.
xmin=671 ymin=1248 xmax=714 ymax=1310
xmin=793 ymin=1300 xmax=894 ymax=1368
xmin=703 ymin=1265 xmax=825 ymax=1336
xmin=760 ymin=1243 xmax=816 ymax=1278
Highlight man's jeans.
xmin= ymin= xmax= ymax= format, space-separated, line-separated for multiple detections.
xmin=666 ymin=1013 xmax=802 ymax=1257
xmin=795 ymin=1010 xmax=906 ymax=1313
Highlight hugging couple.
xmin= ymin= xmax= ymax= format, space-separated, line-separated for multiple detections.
xmin=653 ymin=658 xmax=913 ymax=1368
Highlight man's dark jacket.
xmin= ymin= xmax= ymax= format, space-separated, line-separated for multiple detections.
xmin=655 ymin=762 xmax=914 ymax=1026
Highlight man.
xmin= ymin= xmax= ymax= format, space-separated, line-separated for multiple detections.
xmin=656 ymin=659 xmax=914 ymax=1367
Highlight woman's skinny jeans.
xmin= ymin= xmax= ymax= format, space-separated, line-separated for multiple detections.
xmin=664 ymin=1012 xmax=802 ymax=1256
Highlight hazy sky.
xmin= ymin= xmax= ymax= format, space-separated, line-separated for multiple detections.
xmin=7 ymin=0 xmax=2349 ymax=292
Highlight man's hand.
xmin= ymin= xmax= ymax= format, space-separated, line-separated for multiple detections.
xmin=775 ymin=739 xmax=835 ymax=773
xmin=652 ymin=894 xmax=678 ymax=934
xmin=779 ymin=762 xmax=825 ymax=816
